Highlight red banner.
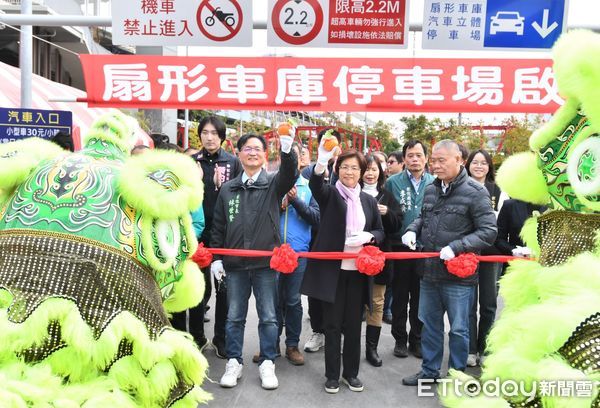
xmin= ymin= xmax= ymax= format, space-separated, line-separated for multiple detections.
xmin=79 ymin=54 xmax=563 ymax=113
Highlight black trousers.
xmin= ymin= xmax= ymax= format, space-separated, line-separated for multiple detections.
xmin=391 ymin=254 xmax=422 ymax=346
xmin=469 ymin=262 xmax=500 ymax=355
xmin=323 ymin=269 xmax=364 ymax=380
xmin=170 ymin=267 xmax=228 ymax=344
xmin=308 ymin=296 xmax=324 ymax=334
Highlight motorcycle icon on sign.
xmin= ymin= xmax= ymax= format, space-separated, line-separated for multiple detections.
xmin=205 ymin=7 xmax=236 ymax=27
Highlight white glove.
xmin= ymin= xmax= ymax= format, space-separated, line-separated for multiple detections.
xmin=440 ymin=246 xmax=455 ymax=261
xmin=211 ymin=260 xmax=226 ymax=282
xmin=317 ymin=137 xmax=335 ymax=166
xmin=279 ymin=135 xmax=293 ymax=154
xmin=511 ymin=246 xmax=532 ymax=258
xmin=401 ymin=231 xmax=417 ymax=250
xmin=345 ymin=231 xmax=374 ymax=247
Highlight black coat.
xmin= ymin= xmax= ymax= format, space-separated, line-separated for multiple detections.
xmin=301 ymin=172 xmax=385 ymax=305
xmin=407 ymin=168 xmax=497 ymax=286
xmin=193 ymin=148 xmax=242 ymax=246
xmin=374 ymin=189 xmax=403 ymax=286
xmin=496 ymin=199 xmax=547 ymax=255
xmin=210 ymin=151 xmax=298 ymax=272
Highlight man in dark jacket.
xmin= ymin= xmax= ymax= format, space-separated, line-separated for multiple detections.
xmin=401 ymin=139 xmax=497 ymax=386
xmin=211 ymin=132 xmax=297 ymax=390
xmin=171 ymin=116 xmax=241 ymax=357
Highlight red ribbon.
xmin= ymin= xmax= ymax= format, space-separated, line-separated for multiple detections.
xmin=205 ymin=248 xmax=533 ymax=263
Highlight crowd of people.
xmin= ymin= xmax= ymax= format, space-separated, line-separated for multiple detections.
xmin=140 ymin=116 xmax=537 ymax=393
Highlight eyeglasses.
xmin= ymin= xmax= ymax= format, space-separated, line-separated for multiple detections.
xmin=241 ymin=146 xmax=264 ymax=154
xmin=339 ymin=165 xmax=361 ymax=172
xmin=201 ymin=130 xmax=219 ymax=136
xmin=387 ymin=160 xmax=397 ymax=164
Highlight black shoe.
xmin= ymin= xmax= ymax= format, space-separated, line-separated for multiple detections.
xmin=195 ymin=336 xmax=209 ymax=352
xmin=365 ymin=325 xmax=382 ymax=367
xmin=325 ymin=379 xmax=339 ymax=394
xmin=212 ymin=338 xmax=226 ymax=359
xmin=382 ymin=314 xmax=393 ymax=324
xmin=409 ymin=342 xmax=422 ymax=359
xmin=402 ymin=371 xmax=439 ymax=386
xmin=342 ymin=376 xmax=364 ymax=392
xmin=394 ymin=342 xmax=408 ymax=358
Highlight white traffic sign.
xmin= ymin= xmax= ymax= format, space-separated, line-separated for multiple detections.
xmin=422 ymin=0 xmax=568 ymax=51
xmin=267 ymin=0 xmax=409 ymax=48
xmin=112 ymin=0 xmax=252 ymax=46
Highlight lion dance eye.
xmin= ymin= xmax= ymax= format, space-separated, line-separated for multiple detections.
xmin=155 ymin=219 xmax=181 ymax=264
xmin=567 ymin=136 xmax=600 ymax=197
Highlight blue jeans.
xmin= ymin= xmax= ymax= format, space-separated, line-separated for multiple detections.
xmin=225 ymin=268 xmax=278 ymax=365
xmin=419 ymin=280 xmax=475 ymax=378
xmin=277 ymin=258 xmax=306 ymax=347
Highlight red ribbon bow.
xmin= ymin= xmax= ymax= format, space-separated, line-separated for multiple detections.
xmin=356 ymin=245 xmax=386 ymax=276
xmin=445 ymin=253 xmax=479 ymax=278
xmin=270 ymin=244 xmax=299 ymax=274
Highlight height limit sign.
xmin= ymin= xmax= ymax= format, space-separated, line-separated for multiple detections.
xmin=268 ymin=0 xmax=410 ymax=48
xmin=269 ymin=0 xmax=324 ymax=45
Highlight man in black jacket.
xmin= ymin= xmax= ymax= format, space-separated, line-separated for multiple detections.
xmin=171 ymin=116 xmax=241 ymax=357
xmin=401 ymin=139 xmax=497 ymax=386
xmin=211 ymin=132 xmax=297 ymax=390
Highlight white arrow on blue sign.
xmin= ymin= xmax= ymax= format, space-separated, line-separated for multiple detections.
xmin=422 ymin=0 xmax=569 ymax=51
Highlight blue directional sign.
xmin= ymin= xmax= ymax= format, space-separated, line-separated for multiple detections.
xmin=484 ymin=0 xmax=567 ymax=49
xmin=0 ymin=107 xmax=72 ymax=143
xmin=422 ymin=0 xmax=568 ymax=51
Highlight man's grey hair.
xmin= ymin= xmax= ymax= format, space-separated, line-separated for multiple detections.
xmin=432 ymin=139 xmax=461 ymax=155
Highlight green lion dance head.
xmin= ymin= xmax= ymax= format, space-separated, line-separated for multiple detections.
xmin=0 ymin=112 xmax=209 ymax=407
xmin=442 ymin=30 xmax=600 ymax=408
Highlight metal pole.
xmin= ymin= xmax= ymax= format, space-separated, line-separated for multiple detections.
xmin=183 ymin=108 xmax=190 ymax=149
xmin=183 ymin=46 xmax=189 ymax=149
xmin=363 ymin=112 xmax=368 ymax=154
xmin=19 ymin=0 xmax=33 ymax=108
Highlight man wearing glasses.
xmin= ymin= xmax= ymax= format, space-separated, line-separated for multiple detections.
xmin=211 ymin=131 xmax=298 ymax=390
xmin=386 ymin=151 xmax=404 ymax=176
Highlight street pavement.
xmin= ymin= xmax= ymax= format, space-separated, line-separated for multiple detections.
xmin=198 ymin=295 xmax=486 ymax=408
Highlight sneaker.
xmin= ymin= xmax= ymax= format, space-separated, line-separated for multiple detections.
xmin=393 ymin=342 xmax=408 ymax=358
xmin=467 ymin=353 xmax=478 ymax=367
xmin=212 ymin=338 xmax=226 ymax=359
xmin=325 ymin=379 xmax=339 ymax=394
xmin=285 ymin=346 xmax=305 ymax=365
xmin=259 ymin=360 xmax=279 ymax=390
xmin=402 ymin=371 xmax=439 ymax=386
xmin=342 ymin=376 xmax=364 ymax=392
xmin=304 ymin=332 xmax=325 ymax=352
xmin=478 ymin=354 xmax=486 ymax=366
xmin=220 ymin=359 xmax=243 ymax=388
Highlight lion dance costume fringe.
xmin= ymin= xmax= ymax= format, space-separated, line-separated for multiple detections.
xmin=0 ymin=113 xmax=211 ymax=407
xmin=441 ymin=30 xmax=600 ymax=408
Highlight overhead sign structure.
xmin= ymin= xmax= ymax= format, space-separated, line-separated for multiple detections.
xmin=422 ymin=0 xmax=568 ymax=51
xmin=112 ymin=0 xmax=252 ymax=46
xmin=80 ymin=54 xmax=563 ymax=114
xmin=268 ymin=0 xmax=409 ymax=48
xmin=0 ymin=107 xmax=72 ymax=143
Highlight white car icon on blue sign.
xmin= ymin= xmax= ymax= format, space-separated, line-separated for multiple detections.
xmin=490 ymin=11 xmax=525 ymax=35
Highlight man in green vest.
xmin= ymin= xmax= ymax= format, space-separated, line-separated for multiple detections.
xmin=385 ymin=140 xmax=435 ymax=359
